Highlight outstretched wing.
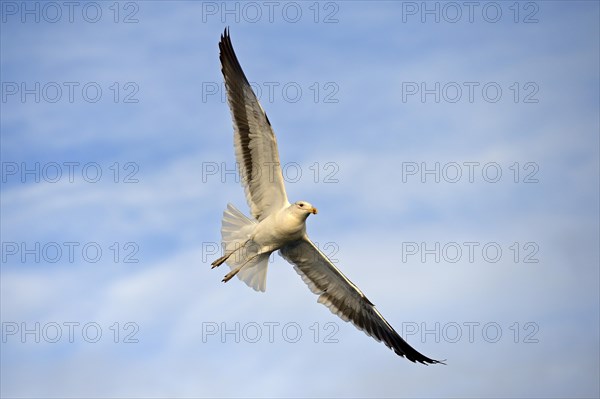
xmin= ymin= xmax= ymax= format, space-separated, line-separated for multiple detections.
xmin=279 ymin=236 xmax=444 ymax=365
xmin=219 ymin=29 xmax=289 ymax=221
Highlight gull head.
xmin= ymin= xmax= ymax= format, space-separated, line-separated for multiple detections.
xmin=292 ymin=200 xmax=318 ymax=218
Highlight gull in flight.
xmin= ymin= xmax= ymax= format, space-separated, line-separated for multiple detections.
xmin=212 ymin=28 xmax=444 ymax=365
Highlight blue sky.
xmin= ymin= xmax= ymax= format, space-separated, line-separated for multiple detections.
xmin=1 ymin=1 xmax=599 ymax=397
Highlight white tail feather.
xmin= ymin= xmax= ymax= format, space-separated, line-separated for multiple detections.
xmin=236 ymin=253 xmax=270 ymax=292
xmin=220 ymin=203 xmax=270 ymax=292
xmin=221 ymin=203 xmax=255 ymax=256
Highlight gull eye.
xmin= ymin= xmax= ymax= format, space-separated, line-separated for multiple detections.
xmin=298 ymin=203 xmax=304 ymax=207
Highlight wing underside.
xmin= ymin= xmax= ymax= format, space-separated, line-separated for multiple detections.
xmin=279 ymin=237 xmax=444 ymax=365
xmin=219 ymin=29 xmax=289 ymax=221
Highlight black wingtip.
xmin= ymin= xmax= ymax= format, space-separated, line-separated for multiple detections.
xmin=399 ymin=349 xmax=446 ymax=366
xmin=218 ymin=26 xmax=251 ymax=87
xmin=390 ymin=337 xmax=446 ymax=365
xmin=414 ymin=351 xmax=446 ymax=366
xmin=219 ymin=26 xmax=230 ymax=51
xmin=221 ymin=26 xmax=230 ymax=41
xmin=417 ymin=357 xmax=447 ymax=366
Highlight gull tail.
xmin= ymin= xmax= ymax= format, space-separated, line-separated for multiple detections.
xmin=213 ymin=203 xmax=270 ymax=292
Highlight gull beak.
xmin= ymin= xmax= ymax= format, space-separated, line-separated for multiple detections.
xmin=310 ymin=207 xmax=318 ymax=215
